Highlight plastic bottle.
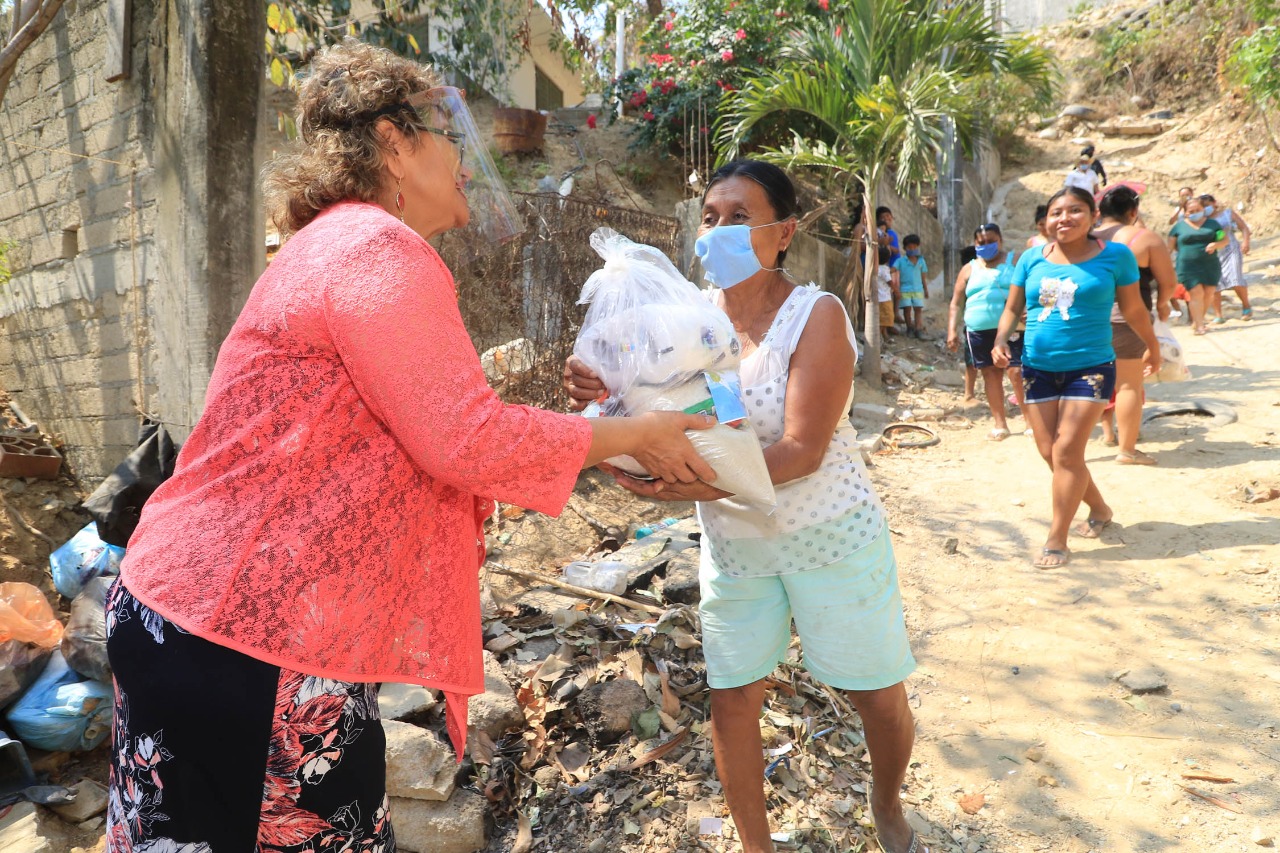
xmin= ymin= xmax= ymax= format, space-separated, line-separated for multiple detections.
xmin=562 ymin=561 xmax=629 ymax=596
xmin=634 ymin=517 xmax=680 ymax=539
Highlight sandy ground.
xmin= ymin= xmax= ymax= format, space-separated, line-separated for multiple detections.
xmin=859 ymin=116 xmax=1280 ymax=847
xmin=871 ymin=264 xmax=1280 ymax=851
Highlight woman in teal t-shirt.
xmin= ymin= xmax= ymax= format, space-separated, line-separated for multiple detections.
xmin=1167 ymin=195 xmax=1229 ymax=335
xmin=993 ymin=187 xmax=1161 ymax=569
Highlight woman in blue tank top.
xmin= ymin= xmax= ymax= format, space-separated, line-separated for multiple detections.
xmin=946 ymin=223 xmax=1024 ymax=440
xmin=992 ymin=187 xmax=1161 ymax=570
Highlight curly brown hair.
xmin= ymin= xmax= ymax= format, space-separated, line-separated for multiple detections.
xmin=263 ymin=40 xmax=441 ymax=236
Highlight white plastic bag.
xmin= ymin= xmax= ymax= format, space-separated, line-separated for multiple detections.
xmin=1151 ymin=319 xmax=1190 ymax=382
xmin=574 ymin=229 xmax=775 ymax=507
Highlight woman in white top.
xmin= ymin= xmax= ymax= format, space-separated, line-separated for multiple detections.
xmin=1063 ymin=156 xmax=1101 ymax=195
xmin=566 ymin=160 xmax=921 ymax=853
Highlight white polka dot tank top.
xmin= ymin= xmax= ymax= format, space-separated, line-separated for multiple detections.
xmin=698 ymin=284 xmax=886 ymax=577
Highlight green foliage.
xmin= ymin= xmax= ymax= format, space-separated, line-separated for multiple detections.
xmin=603 ymin=0 xmax=835 ymax=156
xmin=1229 ymin=21 xmax=1280 ymax=107
xmin=717 ymin=0 xmax=1057 ymax=193
xmin=265 ymin=0 xmax=529 ymax=104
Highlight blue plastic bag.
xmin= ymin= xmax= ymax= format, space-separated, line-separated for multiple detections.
xmin=49 ymin=522 xmax=124 ymax=600
xmin=5 ymin=651 xmax=113 ymax=752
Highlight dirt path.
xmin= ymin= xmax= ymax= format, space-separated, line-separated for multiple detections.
xmin=873 ymin=234 xmax=1280 ymax=850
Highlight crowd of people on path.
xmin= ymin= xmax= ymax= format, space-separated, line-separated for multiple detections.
xmin=935 ymin=148 xmax=1261 ymax=569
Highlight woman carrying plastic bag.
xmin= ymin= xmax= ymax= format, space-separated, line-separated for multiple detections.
xmin=566 ymin=161 xmax=922 ymax=853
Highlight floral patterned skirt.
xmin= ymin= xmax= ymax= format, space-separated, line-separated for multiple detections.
xmin=104 ymin=580 xmax=395 ymax=852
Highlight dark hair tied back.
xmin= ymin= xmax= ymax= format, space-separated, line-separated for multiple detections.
xmin=704 ymin=159 xmax=801 ymax=264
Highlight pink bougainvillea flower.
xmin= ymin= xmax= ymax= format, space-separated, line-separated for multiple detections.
xmin=835 ymin=24 xmax=843 ymax=37
xmin=586 ymin=114 xmax=597 ymax=129
xmin=721 ymin=49 xmax=734 ymax=62
xmin=644 ymin=111 xmax=655 ymax=121
xmin=664 ymin=20 xmax=674 ymax=31
xmin=819 ymin=0 xmax=829 ymax=10
xmin=735 ymin=28 xmax=747 ymax=40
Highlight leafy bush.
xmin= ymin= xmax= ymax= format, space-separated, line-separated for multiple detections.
xmin=603 ymin=0 xmax=834 ymax=156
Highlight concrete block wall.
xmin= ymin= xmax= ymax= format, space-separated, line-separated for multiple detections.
xmin=0 ymin=0 xmax=161 ymax=483
xmin=0 ymin=0 xmax=265 ymax=486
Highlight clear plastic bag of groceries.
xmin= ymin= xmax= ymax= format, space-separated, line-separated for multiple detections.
xmin=574 ymin=228 xmax=775 ymax=507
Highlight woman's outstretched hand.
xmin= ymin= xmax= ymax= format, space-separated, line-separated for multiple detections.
xmin=630 ymin=412 xmax=719 ymax=485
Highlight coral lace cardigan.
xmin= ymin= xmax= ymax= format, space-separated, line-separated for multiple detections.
xmin=121 ymin=201 xmax=592 ymax=753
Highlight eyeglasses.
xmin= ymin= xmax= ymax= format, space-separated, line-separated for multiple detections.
xmin=423 ymin=126 xmax=465 ymax=170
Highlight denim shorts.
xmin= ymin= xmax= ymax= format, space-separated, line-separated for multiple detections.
xmin=699 ymin=520 xmax=916 ymax=691
xmin=967 ymin=328 xmax=1022 ymax=369
xmin=1022 ymin=361 xmax=1116 ymax=404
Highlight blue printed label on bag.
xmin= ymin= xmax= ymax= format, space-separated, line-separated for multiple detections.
xmin=704 ymin=370 xmax=747 ymax=426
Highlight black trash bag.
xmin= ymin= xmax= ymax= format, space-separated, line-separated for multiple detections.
xmin=0 ymin=642 xmax=52 ymax=711
xmin=81 ymin=419 xmax=178 ymax=547
xmin=61 ymin=577 xmax=113 ymax=683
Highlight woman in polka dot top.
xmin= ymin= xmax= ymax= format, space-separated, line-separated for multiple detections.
xmin=566 ymin=160 xmax=922 ymax=853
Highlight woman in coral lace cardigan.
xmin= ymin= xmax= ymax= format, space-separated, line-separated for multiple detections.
xmin=104 ymin=41 xmax=715 ymax=853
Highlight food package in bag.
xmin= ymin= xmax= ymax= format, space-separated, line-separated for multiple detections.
xmin=1151 ymin=319 xmax=1190 ymax=383
xmin=574 ymin=228 xmax=775 ymax=507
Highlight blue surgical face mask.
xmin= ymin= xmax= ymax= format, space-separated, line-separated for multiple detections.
xmin=695 ymin=221 xmax=787 ymax=289
xmin=975 ymin=242 xmax=1000 ymax=261
xmin=1187 ymin=211 xmax=1207 ymax=223
xmin=1203 ymin=205 xmax=1216 ymax=216
xmin=906 ymin=248 xmax=921 ymax=258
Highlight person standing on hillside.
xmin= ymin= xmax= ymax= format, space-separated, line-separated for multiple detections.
xmin=1063 ymin=156 xmax=1101 ymax=196
xmin=1093 ymin=186 xmax=1176 ymax=465
xmin=1199 ymin=193 xmax=1254 ymax=322
xmin=893 ymin=234 xmax=929 ymax=338
xmin=1168 ymin=195 xmax=1229 ymax=335
xmin=993 ymin=187 xmax=1160 ymax=569
xmin=1081 ymin=145 xmax=1107 ymax=188
xmin=1166 ymin=186 xmax=1194 ymax=226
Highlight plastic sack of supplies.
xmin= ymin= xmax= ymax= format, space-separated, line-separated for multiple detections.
xmin=61 ymin=577 xmax=113 ymax=683
xmin=49 ymin=522 xmax=125 ymax=600
xmin=573 ymin=228 xmax=775 ymax=506
xmin=1151 ymin=319 xmax=1190 ymax=383
xmin=0 ymin=583 xmax=64 ymax=649
xmin=5 ymin=651 xmax=113 ymax=752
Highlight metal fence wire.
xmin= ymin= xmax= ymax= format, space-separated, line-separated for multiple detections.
xmin=436 ymin=191 xmax=682 ymax=410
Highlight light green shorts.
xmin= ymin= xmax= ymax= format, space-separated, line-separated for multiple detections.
xmin=699 ymin=521 xmax=916 ymax=691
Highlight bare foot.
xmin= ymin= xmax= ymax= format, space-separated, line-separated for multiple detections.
xmin=872 ymin=803 xmax=914 ymax=853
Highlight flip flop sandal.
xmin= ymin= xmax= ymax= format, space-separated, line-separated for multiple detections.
xmin=1241 ymin=308 xmax=1253 ymax=321
xmin=904 ymin=830 xmax=929 ymax=853
xmin=1034 ymin=548 xmax=1071 ymax=569
xmin=987 ymin=427 xmax=1011 ymax=441
xmin=1116 ymin=450 xmax=1157 ymax=465
xmin=1074 ymin=517 xmax=1114 ymax=539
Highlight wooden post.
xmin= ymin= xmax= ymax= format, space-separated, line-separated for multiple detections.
xmin=105 ymin=0 xmax=131 ymax=83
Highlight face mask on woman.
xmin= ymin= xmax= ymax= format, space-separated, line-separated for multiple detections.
xmin=695 ymin=221 xmax=787 ymax=289
xmin=1187 ymin=211 xmax=1207 ymax=224
xmin=975 ymin=242 xmax=1000 ymax=261
xmin=1203 ymin=205 xmax=1216 ymax=217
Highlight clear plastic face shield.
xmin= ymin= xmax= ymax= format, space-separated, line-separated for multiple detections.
xmin=405 ymin=86 xmax=523 ymax=262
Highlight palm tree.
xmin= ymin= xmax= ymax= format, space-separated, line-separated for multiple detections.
xmin=717 ymin=0 xmax=1057 ymax=386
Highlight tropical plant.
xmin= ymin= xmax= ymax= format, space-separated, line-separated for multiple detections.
xmin=604 ymin=0 xmax=836 ymax=158
xmin=717 ymin=0 xmax=1057 ymax=385
xmin=1228 ymin=0 xmax=1280 ymax=151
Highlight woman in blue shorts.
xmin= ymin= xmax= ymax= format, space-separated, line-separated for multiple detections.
xmin=946 ymin=223 xmax=1023 ymax=441
xmin=993 ymin=187 xmax=1161 ymax=569
xmin=567 ymin=160 xmax=921 ymax=853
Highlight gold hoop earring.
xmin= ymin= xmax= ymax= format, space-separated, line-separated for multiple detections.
xmin=395 ymin=178 xmax=405 ymax=222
